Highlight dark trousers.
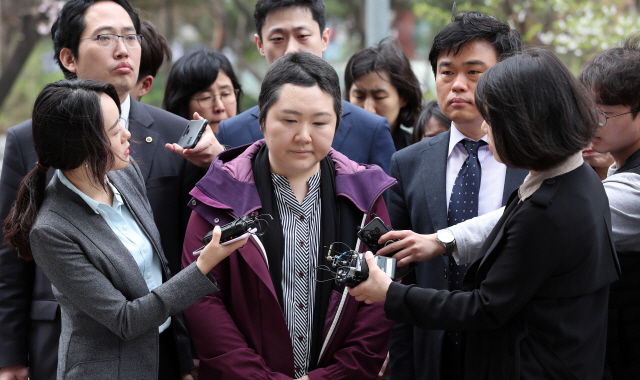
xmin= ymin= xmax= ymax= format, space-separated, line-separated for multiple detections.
xmin=158 ymin=328 xmax=181 ymax=380
xmin=29 ymin=314 xmax=61 ymax=380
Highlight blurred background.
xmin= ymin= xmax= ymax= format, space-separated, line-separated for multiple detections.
xmin=0 ymin=0 xmax=639 ymax=167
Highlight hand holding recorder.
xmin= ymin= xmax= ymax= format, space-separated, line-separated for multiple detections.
xmin=195 ymin=225 xmax=248 ymax=275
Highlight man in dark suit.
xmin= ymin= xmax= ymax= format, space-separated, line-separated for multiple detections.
xmin=216 ymin=0 xmax=395 ymax=174
xmin=374 ymin=12 xmax=527 ymax=380
xmin=0 ymin=1 xmax=216 ymax=379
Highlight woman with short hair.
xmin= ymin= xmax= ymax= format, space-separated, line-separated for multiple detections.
xmin=182 ymin=52 xmax=394 ymax=380
xmin=349 ymin=49 xmax=620 ymax=380
xmin=163 ymin=49 xmax=242 ymax=134
xmin=412 ymin=100 xmax=451 ymax=143
xmin=345 ymin=37 xmax=423 ymax=151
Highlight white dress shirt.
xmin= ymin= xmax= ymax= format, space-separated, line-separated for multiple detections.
xmin=120 ymin=95 xmax=131 ymax=127
xmin=446 ymin=123 xmax=507 ymax=217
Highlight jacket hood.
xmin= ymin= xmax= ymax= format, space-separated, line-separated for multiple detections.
xmin=190 ymin=140 xmax=394 ymax=217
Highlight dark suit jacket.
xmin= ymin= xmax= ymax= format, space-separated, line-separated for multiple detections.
xmin=216 ymin=101 xmax=396 ymax=173
xmin=386 ymin=130 xmax=528 ymax=380
xmin=385 ymin=163 xmax=620 ymax=380
xmin=0 ymin=100 xmax=200 ymax=378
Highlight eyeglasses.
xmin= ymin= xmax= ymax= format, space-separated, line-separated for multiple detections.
xmin=81 ymin=33 xmax=143 ymax=49
xmin=596 ymin=107 xmax=640 ymax=127
xmin=191 ymin=89 xmax=239 ymax=108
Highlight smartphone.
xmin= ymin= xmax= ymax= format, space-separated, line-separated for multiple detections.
xmin=357 ymin=217 xmax=397 ymax=254
xmin=176 ymin=119 xmax=208 ymax=149
xmin=357 ymin=217 xmax=415 ymax=280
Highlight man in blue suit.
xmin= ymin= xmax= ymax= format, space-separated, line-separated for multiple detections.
xmin=378 ymin=12 xmax=528 ymax=380
xmin=0 ymin=1 xmax=214 ymax=379
xmin=216 ymin=0 xmax=395 ymax=173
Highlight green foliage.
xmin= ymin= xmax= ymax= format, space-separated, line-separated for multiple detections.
xmin=0 ymin=40 xmax=64 ymax=134
xmin=414 ymin=0 xmax=639 ymax=74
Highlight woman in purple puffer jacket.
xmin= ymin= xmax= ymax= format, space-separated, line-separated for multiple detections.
xmin=181 ymin=52 xmax=396 ymax=380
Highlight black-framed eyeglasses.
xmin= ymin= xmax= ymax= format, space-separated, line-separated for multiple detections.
xmin=596 ymin=107 xmax=640 ymax=127
xmin=81 ymin=33 xmax=143 ymax=49
xmin=191 ymin=89 xmax=239 ymax=108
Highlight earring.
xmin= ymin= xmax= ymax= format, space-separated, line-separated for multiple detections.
xmin=85 ymin=161 xmax=88 ymax=168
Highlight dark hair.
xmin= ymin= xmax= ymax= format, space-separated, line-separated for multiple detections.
xmin=258 ymin=52 xmax=341 ymax=130
xmin=138 ymin=20 xmax=172 ymax=81
xmin=254 ymin=0 xmax=326 ymax=41
xmin=578 ymin=34 xmax=640 ymax=120
xmin=428 ymin=11 xmax=522 ymax=75
xmin=344 ymin=37 xmax=423 ymax=128
xmin=163 ymin=49 xmax=243 ymax=119
xmin=412 ymin=100 xmax=451 ymax=144
xmin=475 ymin=48 xmax=596 ymax=171
xmin=51 ymin=0 xmax=141 ymax=79
xmin=3 ymin=79 xmax=120 ymax=260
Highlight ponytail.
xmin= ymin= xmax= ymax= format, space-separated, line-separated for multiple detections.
xmin=3 ymin=162 xmax=50 ymax=260
xmin=3 ymin=79 xmax=120 ymax=260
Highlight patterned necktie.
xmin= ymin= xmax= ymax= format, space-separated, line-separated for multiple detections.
xmin=443 ymin=139 xmax=486 ymax=377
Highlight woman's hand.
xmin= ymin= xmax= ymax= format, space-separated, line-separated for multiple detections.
xmin=196 ymin=226 xmax=248 ymax=274
xmin=347 ymin=252 xmax=393 ymax=304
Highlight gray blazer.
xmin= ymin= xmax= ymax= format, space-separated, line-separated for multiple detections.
xmin=29 ymin=161 xmax=218 ymax=380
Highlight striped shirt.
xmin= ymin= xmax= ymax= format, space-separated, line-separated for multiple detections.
xmin=271 ymin=171 xmax=322 ymax=378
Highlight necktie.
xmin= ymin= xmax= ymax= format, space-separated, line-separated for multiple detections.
xmin=443 ymin=139 xmax=486 ymax=379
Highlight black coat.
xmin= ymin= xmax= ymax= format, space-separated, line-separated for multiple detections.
xmin=386 ymin=130 xmax=527 ymax=380
xmin=385 ymin=163 xmax=620 ymax=380
xmin=0 ymin=100 xmax=201 ymax=378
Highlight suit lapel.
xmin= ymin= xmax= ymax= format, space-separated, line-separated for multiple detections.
xmin=422 ymin=131 xmax=450 ymax=232
xmin=473 ymin=195 xmax=523 ymax=280
xmin=249 ymin=107 xmax=264 ymax=142
xmin=108 ymin=169 xmax=172 ymax=279
xmin=502 ymin=167 xmax=528 ymax=205
xmin=50 ymin=177 xmax=150 ymax=296
xmin=127 ymin=100 xmax=158 ymax=183
xmin=331 ymin=101 xmax=353 ymax=152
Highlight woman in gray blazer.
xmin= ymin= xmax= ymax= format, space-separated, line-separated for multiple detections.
xmin=3 ymin=79 xmax=247 ymax=380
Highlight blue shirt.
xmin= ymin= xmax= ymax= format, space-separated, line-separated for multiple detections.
xmin=57 ymin=170 xmax=170 ymax=333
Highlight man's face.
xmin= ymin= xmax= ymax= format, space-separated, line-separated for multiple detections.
xmin=61 ymin=1 xmax=140 ymax=100
xmin=591 ymin=103 xmax=640 ymax=159
xmin=255 ymin=6 xmax=330 ymax=65
xmin=435 ymin=40 xmax=498 ymax=132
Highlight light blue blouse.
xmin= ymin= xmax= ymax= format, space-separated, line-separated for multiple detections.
xmin=57 ymin=170 xmax=170 ymax=333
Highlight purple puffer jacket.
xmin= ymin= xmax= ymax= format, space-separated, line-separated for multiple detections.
xmin=182 ymin=140 xmax=396 ymax=380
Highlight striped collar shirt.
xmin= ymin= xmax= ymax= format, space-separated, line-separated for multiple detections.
xmin=271 ymin=170 xmax=322 ymax=378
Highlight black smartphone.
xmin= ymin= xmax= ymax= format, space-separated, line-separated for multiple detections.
xmin=176 ymin=119 xmax=208 ymax=149
xmin=357 ymin=217 xmax=397 ymax=254
xmin=357 ymin=217 xmax=415 ymax=280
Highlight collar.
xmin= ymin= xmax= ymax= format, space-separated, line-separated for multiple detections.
xmin=56 ymin=170 xmax=123 ymax=214
xmin=120 ymin=95 xmax=131 ymax=127
xmin=518 ymin=151 xmax=584 ymax=200
xmin=447 ymin=122 xmax=488 ymax=157
xmin=271 ymin=170 xmax=322 ymax=209
xmin=191 ymin=140 xmax=395 ymax=217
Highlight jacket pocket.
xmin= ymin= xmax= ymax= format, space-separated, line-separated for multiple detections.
xmin=30 ymin=299 xmax=59 ymax=321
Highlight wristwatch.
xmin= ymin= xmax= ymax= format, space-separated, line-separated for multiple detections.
xmin=436 ymin=229 xmax=456 ymax=257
